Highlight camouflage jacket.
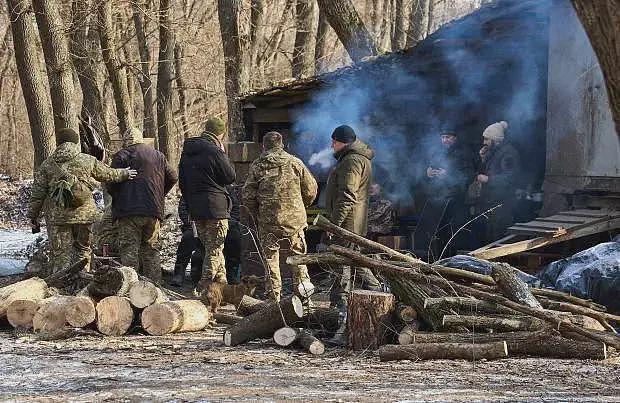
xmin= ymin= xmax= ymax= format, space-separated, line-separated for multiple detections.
xmin=367 ymin=195 xmax=394 ymax=236
xmin=242 ymin=147 xmax=317 ymax=237
xmin=28 ymin=142 xmax=130 ymax=225
xmin=324 ymin=140 xmax=374 ymax=235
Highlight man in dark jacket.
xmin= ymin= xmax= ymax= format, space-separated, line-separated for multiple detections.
xmin=324 ymin=126 xmax=381 ymax=316
xmin=110 ymin=128 xmax=177 ymax=283
xmin=475 ymin=121 xmax=521 ymax=243
xmin=178 ymin=117 xmax=236 ymax=285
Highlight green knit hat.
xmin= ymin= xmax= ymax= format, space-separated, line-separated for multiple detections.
xmin=56 ymin=128 xmax=80 ymax=144
xmin=203 ymin=117 xmax=226 ymax=137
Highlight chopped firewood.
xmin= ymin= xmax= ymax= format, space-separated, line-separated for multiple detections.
xmin=128 ymin=280 xmax=168 ymax=309
xmin=0 ymin=277 xmax=49 ymax=317
xmin=235 ymin=295 xmax=269 ymax=316
xmin=65 ymin=296 xmax=96 ymax=328
xmin=273 ymin=326 xmax=298 ymax=347
xmin=96 ymin=296 xmax=134 ymax=336
xmin=348 ymin=290 xmax=395 ymax=350
xmin=141 ymin=300 xmax=211 ymax=336
xmin=379 ymin=341 xmax=508 ymax=361
xmin=491 ymin=263 xmax=542 ymax=309
xmin=442 ymin=314 xmax=546 ymax=332
xmin=273 ymin=327 xmax=325 ymax=355
xmin=223 ymin=295 xmax=304 ymax=346
xmin=396 ymin=329 xmax=607 ymax=360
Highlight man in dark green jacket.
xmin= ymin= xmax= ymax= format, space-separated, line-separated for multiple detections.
xmin=324 ymin=125 xmax=381 ymax=325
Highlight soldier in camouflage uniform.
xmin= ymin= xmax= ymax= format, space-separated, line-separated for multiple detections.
xmin=367 ymin=183 xmax=395 ymax=240
xmin=179 ymin=117 xmax=236 ymax=286
xmin=242 ymin=131 xmax=318 ymax=301
xmin=28 ymin=128 xmax=136 ymax=274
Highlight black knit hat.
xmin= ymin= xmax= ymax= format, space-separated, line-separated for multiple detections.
xmin=331 ymin=125 xmax=356 ymax=144
xmin=56 ymin=128 xmax=80 ymax=144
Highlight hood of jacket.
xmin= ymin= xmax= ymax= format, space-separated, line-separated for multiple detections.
xmin=182 ymin=137 xmax=210 ymax=156
xmin=334 ymin=139 xmax=374 ymax=161
xmin=254 ymin=148 xmax=290 ymax=170
xmin=52 ymin=142 xmax=81 ymax=163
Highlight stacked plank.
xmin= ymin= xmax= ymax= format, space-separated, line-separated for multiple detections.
xmin=287 ymin=214 xmax=619 ymax=361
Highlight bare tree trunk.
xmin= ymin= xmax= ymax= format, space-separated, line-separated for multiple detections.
xmin=174 ymin=43 xmax=190 ymax=139
xmin=292 ymin=0 xmax=317 ymax=78
xmin=571 ymin=1 xmax=620 ymax=137
xmin=217 ymin=0 xmax=245 ymax=142
xmin=156 ymin=0 xmax=176 ymax=161
xmin=406 ymin=0 xmax=430 ymax=47
xmin=71 ymin=0 xmax=109 ymax=145
xmin=315 ymin=8 xmax=330 ymax=73
xmin=6 ymin=0 xmax=55 ymax=168
xmin=132 ymin=1 xmax=156 ymax=142
xmin=316 ymin=0 xmax=378 ymax=63
xmin=379 ymin=0 xmax=392 ymax=50
xmin=249 ymin=0 xmax=266 ymax=86
xmin=392 ymin=0 xmax=407 ymax=50
xmin=32 ymin=0 xmax=78 ymax=135
xmin=98 ymin=0 xmax=134 ymax=136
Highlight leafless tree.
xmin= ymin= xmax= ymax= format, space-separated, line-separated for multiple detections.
xmin=314 ymin=7 xmax=331 ymax=73
xmin=6 ymin=0 xmax=55 ymax=167
xmin=392 ymin=0 xmax=407 ymax=50
xmin=406 ymin=0 xmax=430 ymax=47
xmin=156 ymin=0 xmax=177 ymax=161
xmin=292 ymin=0 xmax=317 ymax=78
xmin=132 ymin=0 xmax=157 ymax=141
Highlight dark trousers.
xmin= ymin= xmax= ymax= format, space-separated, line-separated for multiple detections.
xmin=174 ymin=229 xmax=203 ymax=286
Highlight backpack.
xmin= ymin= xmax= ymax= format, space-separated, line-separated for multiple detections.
xmin=49 ymin=159 xmax=92 ymax=209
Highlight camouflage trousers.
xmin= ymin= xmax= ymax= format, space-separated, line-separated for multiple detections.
xmin=195 ymin=219 xmax=229 ymax=284
xmin=48 ymin=224 xmax=92 ymax=274
xmin=117 ymin=216 xmax=162 ymax=284
xmin=259 ymin=229 xmax=310 ymax=301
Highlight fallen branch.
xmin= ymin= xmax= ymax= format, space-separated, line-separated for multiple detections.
xmin=442 ymin=314 xmax=545 ymax=332
xmin=379 ymin=341 xmax=508 ymax=361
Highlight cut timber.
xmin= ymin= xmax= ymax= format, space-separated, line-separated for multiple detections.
xmin=7 ymin=300 xmax=39 ymax=329
xmin=213 ymin=312 xmax=243 ymax=325
xmin=424 ymin=297 xmax=517 ymax=315
xmin=396 ymin=329 xmax=607 ymax=360
xmin=0 ymin=277 xmax=49 ymax=317
xmin=65 ymin=296 xmax=96 ymax=328
xmin=33 ymin=296 xmax=73 ymax=332
xmin=397 ymin=322 xmax=422 ymax=345
xmin=531 ymin=288 xmax=607 ymax=312
xmin=224 ymin=295 xmax=304 ymax=346
xmin=96 ymin=296 xmax=134 ymax=336
xmin=348 ymin=290 xmax=395 ymax=350
xmin=395 ymin=303 xmax=417 ymax=323
xmin=379 ymin=341 xmax=508 ymax=361
xmin=491 ymin=263 xmax=542 ymax=309
xmin=128 ymin=280 xmax=168 ymax=309
xmin=293 ymin=307 xmax=340 ymax=336
xmin=274 ymin=326 xmax=298 ymax=347
xmin=297 ymin=281 xmax=315 ymax=298
xmin=236 ymin=295 xmax=269 ymax=316
xmin=442 ymin=315 xmax=545 ymax=332
xmin=141 ymin=300 xmax=210 ymax=336
xmin=541 ymin=299 xmax=618 ymax=332
xmin=89 ymin=266 xmax=139 ymax=297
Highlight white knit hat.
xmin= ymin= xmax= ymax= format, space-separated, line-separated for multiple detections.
xmin=483 ymin=121 xmax=508 ymax=142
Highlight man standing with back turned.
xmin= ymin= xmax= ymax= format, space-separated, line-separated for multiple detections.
xmin=110 ymin=128 xmax=177 ymax=284
xmin=242 ymin=131 xmax=318 ymax=301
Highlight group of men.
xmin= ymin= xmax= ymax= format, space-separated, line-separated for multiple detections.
xmin=424 ymin=120 xmax=521 ymax=256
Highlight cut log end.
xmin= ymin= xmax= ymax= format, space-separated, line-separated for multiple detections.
xmin=7 ymin=299 xmax=39 ymax=329
xmin=223 ymin=330 xmax=233 ymax=346
xmin=129 ymin=280 xmax=166 ymax=309
xmin=65 ymin=296 xmax=96 ymax=328
xmin=297 ymin=281 xmax=316 ymax=299
xmin=274 ymin=326 xmax=299 ymax=347
xmin=96 ymin=296 xmax=134 ymax=336
xmin=141 ymin=303 xmax=180 ymax=336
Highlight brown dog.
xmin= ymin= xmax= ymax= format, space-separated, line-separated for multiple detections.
xmin=199 ymin=275 xmax=261 ymax=312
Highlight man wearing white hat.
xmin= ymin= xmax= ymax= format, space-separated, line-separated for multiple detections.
xmin=475 ymin=121 xmax=522 ymax=243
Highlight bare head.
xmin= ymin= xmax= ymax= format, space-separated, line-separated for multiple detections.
xmin=262 ymin=131 xmax=284 ymax=151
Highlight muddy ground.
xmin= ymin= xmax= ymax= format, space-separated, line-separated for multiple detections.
xmin=1 ymin=322 xmax=619 ymax=402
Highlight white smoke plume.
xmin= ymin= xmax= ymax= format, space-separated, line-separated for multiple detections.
xmin=309 ymin=148 xmax=334 ymax=170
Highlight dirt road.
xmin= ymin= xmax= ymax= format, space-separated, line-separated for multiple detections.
xmin=1 ymin=325 xmax=619 ymax=402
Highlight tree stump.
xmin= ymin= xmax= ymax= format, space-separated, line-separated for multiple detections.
xmin=141 ymin=300 xmax=211 ymax=336
xmin=33 ymin=296 xmax=73 ymax=332
xmin=128 ymin=280 xmax=168 ymax=309
xmin=0 ymin=277 xmax=49 ymax=317
xmin=348 ymin=290 xmax=395 ymax=350
xmin=235 ymin=295 xmax=269 ymax=316
xmin=7 ymin=300 xmax=39 ymax=329
xmin=65 ymin=296 xmax=96 ymax=328
xmin=379 ymin=341 xmax=508 ymax=361
xmin=96 ymin=296 xmax=134 ymax=336
xmin=224 ymin=295 xmax=304 ymax=346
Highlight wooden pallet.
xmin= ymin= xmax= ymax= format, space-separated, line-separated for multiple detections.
xmin=470 ymin=209 xmax=620 ymax=260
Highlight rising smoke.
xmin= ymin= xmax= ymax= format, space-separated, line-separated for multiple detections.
xmin=290 ymin=0 xmax=552 ymax=204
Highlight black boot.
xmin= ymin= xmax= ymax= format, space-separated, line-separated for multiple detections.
xmin=171 ymin=264 xmax=185 ymax=287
